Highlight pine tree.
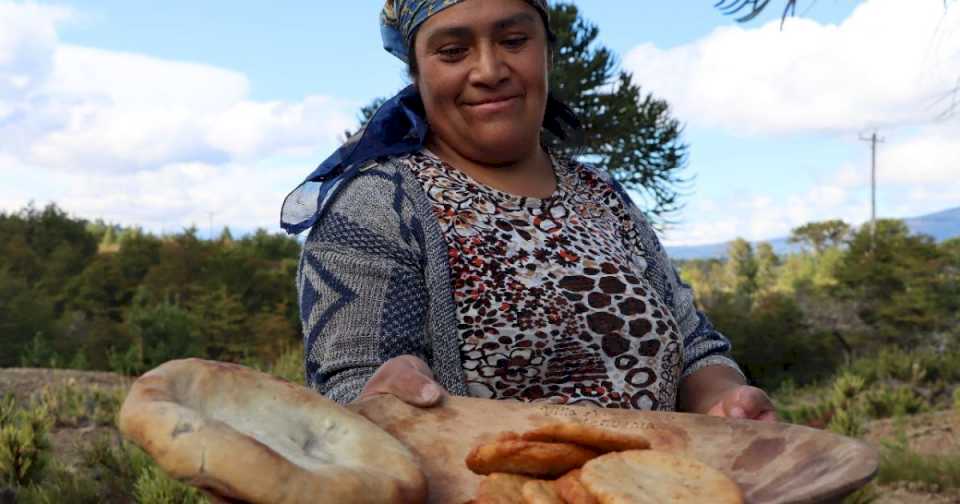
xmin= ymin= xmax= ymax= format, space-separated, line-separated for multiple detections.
xmin=545 ymin=3 xmax=689 ymax=224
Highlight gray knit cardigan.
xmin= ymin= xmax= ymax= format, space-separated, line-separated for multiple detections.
xmin=297 ymin=157 xmax=743 ymax=405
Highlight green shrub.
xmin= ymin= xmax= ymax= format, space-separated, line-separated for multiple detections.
xmin=954 ymin=387 xmax=960 ymax=413
xmin=0 ymin=395 xmax=15 ymax=427
xmin=861 ymin=386 xmax=927 ymax=419
xmin=850 ymin=347 xmax=960 ymax=386
xmin=777 ymin=401 xmax=832 ymax=427
xmin=830 ymin=373 xmax=865 ymax=411
xmin=0 ymin=405 xmax=52 ymax=487
xmin=77 ymin=434 xmax=207 ymax=503
xmin=269 ymin=346 xmax=304 ymax=385
xmin=107 ymin=343 xmax=145 ymax=377
xmin=14 ymin=462 xmax=100 ymax=504
xmin=878 ymin=435 xmax=960 ymax=489
xmin=34 ymin=382 xmax=126 ymax=429
xmin=135 ymin=465 xmax=206 ymax=504
xmin=827 ymin=408 xmax=865 ymax=438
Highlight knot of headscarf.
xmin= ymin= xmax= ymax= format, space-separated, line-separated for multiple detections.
xmin=280 ymin=0 xmax=571 ymax=235
xmin=380 ymin=0 xmax=550 ymax=63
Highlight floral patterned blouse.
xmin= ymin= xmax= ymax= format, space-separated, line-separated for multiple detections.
xmin=399 ymin=149 xmax=684 ymax=411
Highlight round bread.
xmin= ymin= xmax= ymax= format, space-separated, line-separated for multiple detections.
xmin=579 ymin=450 xmax=743 ymax=504
xmin=554 ymin=469 xmax=598 ymax=504
xmin=476 ymin=473 xmax=533 ymax=504
xmin=118 ymin=358 xmax=427 ymax=504
xmin=521 ymin=423 xmax=651 ymax=453
xmin=466 ymin=439 xmax=600 ymax=478
xmin=520 ymin=479 xmax=564 ymax=504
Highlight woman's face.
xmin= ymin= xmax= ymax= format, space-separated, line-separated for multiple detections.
xmin=412 ymin=0 xmax=549 ymax=166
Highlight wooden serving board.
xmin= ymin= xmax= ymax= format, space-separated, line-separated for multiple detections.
xmin=348 ymin=396 xmax=878 ymax=504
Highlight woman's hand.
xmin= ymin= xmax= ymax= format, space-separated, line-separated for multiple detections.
xmin=705 ymin=385 xmax=778 ymax=422
xmin=678 ymin=365 xmax=778 ymax=422
xmin=355 ymin=355 xmax=448 ymax=407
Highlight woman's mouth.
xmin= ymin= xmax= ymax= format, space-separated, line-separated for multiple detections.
xmin=465 ymin=95 xmax=521 ymax=115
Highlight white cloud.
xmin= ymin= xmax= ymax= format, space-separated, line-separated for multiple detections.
xmin=0 ymin=2 xmax=356 ymax=175
xmin=624 ymin=0 xmax=960 ymax=135
xmin=0 ymin=1 xmax=357 ymax=233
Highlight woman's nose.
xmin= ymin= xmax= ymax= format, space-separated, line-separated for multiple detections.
xmin=469 ymin=44 xmax=509 ymax=87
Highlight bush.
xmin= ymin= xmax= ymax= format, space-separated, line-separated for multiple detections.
xmin=34 ymin=382 xmax=125 ymax=428
xmin=861 ymin=387 xmax=927 ymax=419
xmin=269 ymin=346 xmax=304 ymax=385
xmin=135 ymin=465 xmax=206 ymax=504
xmin=827 ymin=408 xmax=865 ymax=438
xmin=14 ymin=462 xmax=100 ymax=504
xmin=0 ymin=405 xmax=52 ymax=487
xmin=878 ymin=435 xmax=960 ymax=489
xmin=954 ymin=387 xmax=960 ymax=413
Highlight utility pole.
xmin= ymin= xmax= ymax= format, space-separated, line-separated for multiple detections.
xmin=208 ymin=211 xmax=216 ymax=241
xmin=858 ymin=131 xmax=884 ymax=246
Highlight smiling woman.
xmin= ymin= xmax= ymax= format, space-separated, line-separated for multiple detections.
xmin=281 ymin=0 xmax=777 ymax=422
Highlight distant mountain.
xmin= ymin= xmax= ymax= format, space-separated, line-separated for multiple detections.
xmin=666 ymin=206 xmax=960 ymax=261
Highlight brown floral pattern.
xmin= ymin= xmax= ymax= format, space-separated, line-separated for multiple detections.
xmin=400 ymin=149 xmax=683 ymax=410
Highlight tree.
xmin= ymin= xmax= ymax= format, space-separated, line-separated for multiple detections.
xmin=754 ymin=242 xmax=780 ymax=293
xmin=725 ymin=238 xmax=757 ymax=298
xmin=545 ymin=3 xmax=689 ymax=224
xmin=350 ymin=2 xmax=689 ymax=225
xmin=789 ymin=220 xmax=851 ymax=255
xmin=835 ymin=219 xmax=947 ymax=346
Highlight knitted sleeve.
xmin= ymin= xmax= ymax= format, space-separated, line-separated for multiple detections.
xmin=604 ymin=179 xmax=746 ymax=382
xmin=297 ymin=164 xmax=431 ymax=404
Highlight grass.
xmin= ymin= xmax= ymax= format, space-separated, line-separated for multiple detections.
xmin=877 ymin=434 xmax=960 ymax=490
xmin=34 ymin=381 xmax=125 ymax=428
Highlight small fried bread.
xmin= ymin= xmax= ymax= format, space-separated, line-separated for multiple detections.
xmin=466 ymin=440 xmax=600 ymax=478
xmin=579 ymin=450 xmax=743 ymax=504
xmin=521 ymin=423 xmax=651 ymax=453
xmin=521 ymin=479 xmax=564 ymax=504
xmin=553 ymin=469 xmax=598 ymax=504
xmin=476 ymin=473 xmax=533 ymax=504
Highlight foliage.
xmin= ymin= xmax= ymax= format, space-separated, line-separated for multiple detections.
xmin=135 ymin=465 xmax=206 ymax=504
xmin=789 ymin=220 xmax=851 ymax=254
xmin=545 ymin=2 xmax=690 ymax=224
xmin=1 ymin=203 xmax=302 ymax=370
xmin=35 ymin=382 xmax=125 ymax=428
xmin=877 ymin=433 xmax=960 ymax=489
xmin=0 ymin=404 xmax=51 ymax=487
xmin=270 ymin=345 xmax=305 ymax=385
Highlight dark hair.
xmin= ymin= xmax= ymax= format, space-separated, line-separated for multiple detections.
xmin=406 ymin=17 xmax=580 ymax=141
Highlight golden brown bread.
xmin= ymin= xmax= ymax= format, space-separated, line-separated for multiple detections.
xmin=466 ymin=438 xmax=600 ymax=478
xmin=118 ymin=358 xmax=427 ymax=504
xmin=521 ymin=423 xmax=651 ymax=453
xmin=579 ymin=449 xmax=743 ymax=504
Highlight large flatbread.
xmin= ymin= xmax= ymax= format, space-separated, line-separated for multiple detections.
xmin=118 ymin=358 xmax=427 ymax=504
xmin=579 ymin=450 xmax=742 ymax=504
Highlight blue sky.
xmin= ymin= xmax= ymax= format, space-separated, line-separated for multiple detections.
xmin=1 ymin=0 xmax=958 ymax=245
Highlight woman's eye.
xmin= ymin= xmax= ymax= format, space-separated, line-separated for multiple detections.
xmin=438 ymin=47 xmax=467 ymax=59
xmin=502 ymin=36 xmax=529 ymax=49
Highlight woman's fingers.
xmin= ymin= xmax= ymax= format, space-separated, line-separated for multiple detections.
xmin=358 ymin=355 xmax=448 ymax=407
xmin=707 ymin=385 xmax=779 ymax=422
xmin=731 ymin=386 xmax=778 ymax=422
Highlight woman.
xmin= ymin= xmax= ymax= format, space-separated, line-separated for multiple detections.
xmin=282 ymin=0 xmax=776 ymax=421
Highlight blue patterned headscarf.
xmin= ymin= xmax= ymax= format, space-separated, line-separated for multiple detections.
xmin=380 ymin=0 xmax=550 ymax=63
xmin=280 ymin=0 xmax=567 ymax=235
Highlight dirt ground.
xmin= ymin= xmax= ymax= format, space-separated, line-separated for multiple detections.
xmin=1 ymin=367 xmax=956 ymax=503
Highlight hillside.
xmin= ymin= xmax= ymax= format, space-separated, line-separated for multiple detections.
xmin=667 ymin=206 xmax=960 ymax=260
